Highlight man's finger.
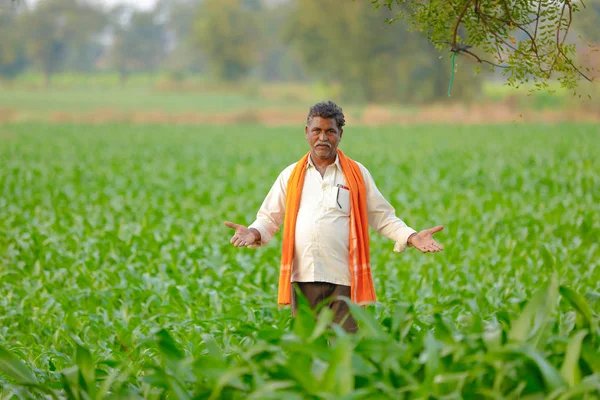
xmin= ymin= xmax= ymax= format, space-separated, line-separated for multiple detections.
xmin=428 ymin=241 xmax=441 ymax=250
xmin=427 ymin=225 xmax=444 ymax=235
xmin=224 ymin=221 xmax=240 ymax=230
xmin=431 ymin=239 xmax=444 ymax=251
xmin=230 ymin=235 xmax=238 ymax=245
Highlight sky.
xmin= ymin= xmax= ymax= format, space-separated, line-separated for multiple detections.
xmin=26 ymin=0 xmax=158 ymax=10
xmin=91 ymin=0 xmax=157 ymax=10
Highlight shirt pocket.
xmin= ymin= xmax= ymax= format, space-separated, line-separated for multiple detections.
xmin=330 ymin=185 xmax=351 ymax=214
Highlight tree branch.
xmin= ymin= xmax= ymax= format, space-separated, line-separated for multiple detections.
xmin=451 ymin=0 xmax=474 ymax=51
xmin=500 ymin=0 xmax=514 ymax=25
xmin=468 ymin=1 xmax=591 ymax=83
xmin=478 ymin=10 xmax=540 ymax=56
xmin=459 ymin=48 xmax=509 ymax=68
xmin=533 ymin=0 xmax=542 ymax=42
xmin=380 ymin=0 xmax=595 ymax=88
xmin=478 ymin=12 xmax=527 ymax=56
xmin=557 ymin=3 xmax=593 ymax=82
xmin=547 ymin=2 xmax=569 ymax=78
xmin=495 ymin=44 xmax=505 ymax=64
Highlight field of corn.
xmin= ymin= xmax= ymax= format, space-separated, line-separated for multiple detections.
xmin=0 ymin=122 xmax=599 ymax=399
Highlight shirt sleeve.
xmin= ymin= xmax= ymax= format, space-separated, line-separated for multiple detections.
xmin=247 ymin=165 xmax=292 ymax=248
xmin=359 ymin=164 xmax=417 ymax=253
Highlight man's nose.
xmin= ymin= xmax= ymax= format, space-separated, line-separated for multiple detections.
xmin=319 ymin=132 xmax=327 ymax=141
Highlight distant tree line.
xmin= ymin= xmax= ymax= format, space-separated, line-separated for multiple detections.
xmin=0 ymin=0 xmax=597 ymax=102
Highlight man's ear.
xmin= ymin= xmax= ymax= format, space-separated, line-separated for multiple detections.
xmin=339 ymin=128 xmax=343 ymax=141
xmin=305 ymin=125 xmax=309 ymax=139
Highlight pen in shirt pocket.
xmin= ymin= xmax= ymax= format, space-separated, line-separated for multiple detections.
xmin=335 ymin=184 xmax=349 ymax=209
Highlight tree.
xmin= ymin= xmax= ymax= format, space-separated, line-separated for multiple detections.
xmin=286 ymin=0 xmax=482 ymax=103
xmin=108 ymin=6 xmax=168 ymax=86
xmin=158 ymin=0 xmax=205 ymax=76
xmin=256 ymin=1 xmax=307 ymax=82
xmin=20 ymin=0 xmax=106 ymax=86
xmin=191 ymin=0 xmax=260 ymax=81
xmin=373 ymin=0 xmax=598 ymax=92
xmin=0 ymin=11 xmax=28 ymax=81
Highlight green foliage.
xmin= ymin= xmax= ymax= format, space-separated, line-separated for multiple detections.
xmin=108 ymin=6 xmax=168 ymax=85
xmin=191 ymin=0 xmax=260 ymax=81
xmin=374 ymin=0 xmax=598 ymax=92
xmin=286 ymin=0 xmax=482 ymax=103
xmin=18 ymin=0 xmax=106 ymax=85
xmin=0 ymin=12 xmax=28 ymax=80
xmin=3 ymin=0 xmax=597 ymax=97
xmin=0 ymin=123 xmax=599 ymax=398
xmin=160 ymin=0 xmax=206 ymax=75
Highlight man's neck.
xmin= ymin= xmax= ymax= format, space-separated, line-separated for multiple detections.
xmin=310 ymin=153 xmax=337 ymax=169
xmin=310 ymin=153 xmax=336 ymax=178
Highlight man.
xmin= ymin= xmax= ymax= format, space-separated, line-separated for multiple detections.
xmin=224 ymin=101 xmax=443 ymax=332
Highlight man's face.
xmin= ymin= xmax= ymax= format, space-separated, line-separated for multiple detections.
xmin=305 ymin=117 xmax=343 ymax=161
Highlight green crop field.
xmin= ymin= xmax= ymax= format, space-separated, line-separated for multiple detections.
xmin=0 ymin=123 xmax=599 ymax=399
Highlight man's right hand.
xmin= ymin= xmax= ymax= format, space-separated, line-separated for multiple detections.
xmin=224 ymin=221 xmax=260 ymax=247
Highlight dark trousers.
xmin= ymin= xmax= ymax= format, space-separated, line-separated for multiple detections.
xmin=291 ymin=282 xmax=358 ymax=333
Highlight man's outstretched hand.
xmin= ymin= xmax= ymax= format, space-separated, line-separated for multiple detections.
xmin=408 ymin=225 xmax=444 ymax=253
xmin=224 ymin=221 xmax=260 ymax=247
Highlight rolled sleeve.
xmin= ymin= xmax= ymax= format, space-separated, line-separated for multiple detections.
xmin=248 ymin=220 xmax=274 ymax=248
xmin=392 ymin=227 xmax=417 ymax=253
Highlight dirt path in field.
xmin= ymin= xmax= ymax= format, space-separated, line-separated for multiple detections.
xmin=1 ymin=103 xmax=599 ymax=125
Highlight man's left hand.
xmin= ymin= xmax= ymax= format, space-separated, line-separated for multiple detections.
xmin=408 ymin=226 xmax=444 ymax=253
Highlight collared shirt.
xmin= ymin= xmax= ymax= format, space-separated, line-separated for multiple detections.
xmin=249 ymin=155 xmax=416 ymax=286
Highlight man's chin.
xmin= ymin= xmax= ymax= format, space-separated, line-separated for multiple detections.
xmin=313 ymin=148 xmax=333 ymax=158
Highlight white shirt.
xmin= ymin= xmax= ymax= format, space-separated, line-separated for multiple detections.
xmin=249 ymin=155 xmax=416 ymax=286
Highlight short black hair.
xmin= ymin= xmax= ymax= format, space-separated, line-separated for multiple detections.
xmin=306 ymin=101 xmax=345 ymax=129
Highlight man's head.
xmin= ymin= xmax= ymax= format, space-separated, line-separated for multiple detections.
xmin=305 ymin=101 xmax=345 ymax=162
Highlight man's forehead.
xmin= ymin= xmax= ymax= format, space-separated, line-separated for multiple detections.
xmin=307 ymin=116 xmax=338 ymax=127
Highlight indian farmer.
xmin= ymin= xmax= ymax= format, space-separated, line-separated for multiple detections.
xmin=224 ymin=101 xmax=444 ymax=332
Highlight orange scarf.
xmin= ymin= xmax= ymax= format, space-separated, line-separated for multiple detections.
xmin=277 ymin=149 xmax=376 ymax=305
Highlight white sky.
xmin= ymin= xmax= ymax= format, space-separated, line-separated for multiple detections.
xmin=92 ymin=0 xmax=157 ymax=10
xmin=26 ymin=0 xmax=158 ymax=10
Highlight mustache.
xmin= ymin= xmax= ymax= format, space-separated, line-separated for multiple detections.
xmin=315 ymin=142 xmax=332 ymax=147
